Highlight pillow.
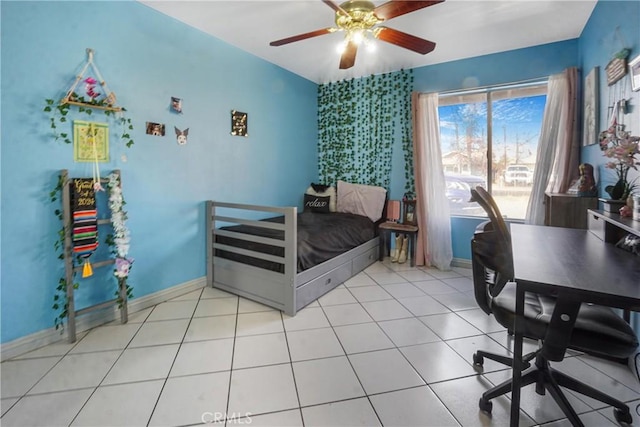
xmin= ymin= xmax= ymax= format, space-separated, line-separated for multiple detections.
xmin=303 ymin=194 xmax=331 ymax=213
xmin=305 ymin=184 xmax=336 ymax=212
xmin=310 ymin=183 xmax=331 ymax=193
xmin=336 ymin=180 xmax=387 ymax=222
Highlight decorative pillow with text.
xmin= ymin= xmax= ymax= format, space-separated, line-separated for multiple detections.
xmin=303 ymin=194 xmax=331 ymax=213
xmin=305 ymin=184 xmax=336 ymax=212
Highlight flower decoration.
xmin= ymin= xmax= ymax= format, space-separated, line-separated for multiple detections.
xmin=107 ymin=172 xmax=133 ymax=279
xmin=84 ymin=77 xmax=100 ymax=99
xmin=599 ymin=120 xmax=639 ymax=200
xmin=115 ymin=257 xmax=133 ymax=279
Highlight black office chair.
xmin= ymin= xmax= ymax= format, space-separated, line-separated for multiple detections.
xmin=470 ymin=185 xmax=638 ymax=426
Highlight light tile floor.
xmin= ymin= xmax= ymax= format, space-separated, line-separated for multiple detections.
xmin=2 ymin=260 xmax=639 ymax=426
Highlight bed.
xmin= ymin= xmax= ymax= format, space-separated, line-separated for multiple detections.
xmin=206 ymin=181 xmax=386 ymax=315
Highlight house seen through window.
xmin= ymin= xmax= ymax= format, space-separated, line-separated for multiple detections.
xmin=438 ymin=82 xmax=547 ymax=219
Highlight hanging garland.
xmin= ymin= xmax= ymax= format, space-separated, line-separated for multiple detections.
xmin=44 ymin=95 xmax=134 ymax=148
xmin=50 ymin=175 xmax=72 ymax=331
xmin=317 ymin=69 xmax=414 ymax=191
xmin=399 ymin=71 xmax=415 ymax=195
xmin=106 ymin=172 xmax=134 ymax=305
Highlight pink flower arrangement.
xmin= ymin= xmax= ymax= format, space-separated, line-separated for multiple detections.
xmin=599 ymin=120 xmax=639 ymax=200
xmin=84 ymin=77 xmax=100 ymax=99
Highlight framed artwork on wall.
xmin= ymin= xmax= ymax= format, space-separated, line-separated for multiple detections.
xmin=73 ymin=120 xmax=109 ymax=162
xmin=231 ymin=110 xmax=248 ymax=137
xmin=582 ymin=67 xmax=598 ymax=146
xmin=629 ymin=55 xmax=640 ymax=92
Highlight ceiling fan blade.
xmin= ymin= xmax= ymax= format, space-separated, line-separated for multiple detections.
xmin=375 ymin=26 xmax=436 ymax=54
xmin=374 ymin=1 xmax=444 ymax=21
xmin=322 ymin=0 xmax=350 ymax=17
xmin=339 ymin=41 xmax=358 ymax=69
xmin=270 ymin=28 xmax=334 ymax=46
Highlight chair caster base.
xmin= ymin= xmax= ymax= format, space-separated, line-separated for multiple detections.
xmin=613 ymin=407 xmax=632 ymax=424
xmin=473 ymin=352 xmax=484 ymax=366
xmin=479 ymin=397 xmax=493 ymax=414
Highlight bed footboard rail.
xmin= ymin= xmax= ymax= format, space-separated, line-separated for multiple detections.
xmin=206 ymin=201 xmax=297 ymax=314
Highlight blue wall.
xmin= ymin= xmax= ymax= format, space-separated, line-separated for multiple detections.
xmin=577 ymin=0 xmax=640 ymax=338
xmin=0 ymin=1 xmax=318 ymax=343
xmin=579 ymin=0 xmax=640 ymax=197
xmin=413 ymin=40 xmax=580 ymax=94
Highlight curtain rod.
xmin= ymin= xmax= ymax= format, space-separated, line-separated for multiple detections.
xmin=436 ymin=76 xmax=550 ymax=97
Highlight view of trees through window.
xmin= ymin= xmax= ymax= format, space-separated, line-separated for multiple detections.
xmin=438 ymin=83 xmax=547 ymax=219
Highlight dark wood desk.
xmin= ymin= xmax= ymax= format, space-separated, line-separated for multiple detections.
xmin=509 ymin=224 xmax=640 ymax=426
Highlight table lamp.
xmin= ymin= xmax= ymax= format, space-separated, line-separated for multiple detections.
xmin=386 ymin=200 xmax=401 ymax=223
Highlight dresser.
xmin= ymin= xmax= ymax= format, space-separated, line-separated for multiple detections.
xmin=544 ymin=192 xmax=598 ymax=229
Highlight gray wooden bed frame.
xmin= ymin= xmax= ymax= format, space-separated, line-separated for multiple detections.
xmin=206 ymin=201 xmax=380 ymax=316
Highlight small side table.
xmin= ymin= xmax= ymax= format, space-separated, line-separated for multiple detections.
xmin=378 ymin=222 xmax=419 ymax=267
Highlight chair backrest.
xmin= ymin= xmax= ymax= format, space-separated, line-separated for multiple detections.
xmin=472 ymin=186 xmax=510 ymax=245
xmin=471 ymin=220 xmax=498 ymax=314
xmin=470 ymin=186 xmax=514 ymax=302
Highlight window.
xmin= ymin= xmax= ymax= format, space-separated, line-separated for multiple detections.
xmin=438 ymin=83 xmax=547 ymax=219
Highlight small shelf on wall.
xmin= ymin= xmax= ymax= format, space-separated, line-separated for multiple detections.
xmin=44 ymin=48 xmax=135 ymax=148
xmin=61 ymin=99 xmax=123 ymax=112
xmin=58 ymin=48 xmax=126 ymax=113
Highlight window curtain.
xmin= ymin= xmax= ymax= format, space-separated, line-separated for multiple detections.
xmin=412 ymin=92 xmax=453 ymax=270
xmin=525 ymin=67 xmax=579 ymax=225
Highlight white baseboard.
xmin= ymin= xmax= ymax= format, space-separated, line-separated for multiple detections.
xmin=1 ymin=277 xmax=207 ymax=362
xmin=452 ymin=257 xmax=472 ymax=269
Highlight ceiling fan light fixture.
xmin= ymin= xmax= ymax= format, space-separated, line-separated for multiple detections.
xmin=336 ymin=39 xmax=348 ymax=54
xmin=270 ymin=1 xmax=443 ymax=70
xmin=351 ymin=29 xmax=364 ymax=45
xmin=335 ymin=0 xmax=380 ymax=29
xmin=364 ymin=38 xmax=376 ymax=52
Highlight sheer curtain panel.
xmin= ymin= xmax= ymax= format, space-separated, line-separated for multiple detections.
xmin=525 ymin=67 xmax=579 ymax=225
xmin=412 ymin=92 xmax=453 ymax=270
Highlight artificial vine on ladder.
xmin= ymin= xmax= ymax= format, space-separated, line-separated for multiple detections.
xmin=106 ymin=172 xmax=134 ymax=307
xmin=50 ymin=174 xmax=74 ymax=331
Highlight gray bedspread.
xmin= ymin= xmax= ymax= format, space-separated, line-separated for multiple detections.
xmin=215 ymin=211 xmax=375 ymax=272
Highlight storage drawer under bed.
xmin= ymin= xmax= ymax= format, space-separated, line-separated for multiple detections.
xmin=352 ymin=246 xmax=379 ymax=274
xmin=296 ymin=262 xmax=352 ymax=310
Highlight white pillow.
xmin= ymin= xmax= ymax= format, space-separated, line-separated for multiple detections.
xmin=305 ymin=185 xmax=336 ymax=212
xmin=336 ymin=180 xmax=387 ymax=222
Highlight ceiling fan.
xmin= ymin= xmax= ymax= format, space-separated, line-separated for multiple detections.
xmin=270 ymin=0 xmax=444 ymax=70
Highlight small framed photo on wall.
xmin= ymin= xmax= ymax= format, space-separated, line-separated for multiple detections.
xmin=146 ymin=121 xmax=165 ymax=136
xmin=231 ymin=110 xmax=248 ymax=137
xmin=171 ymin=97 xmax=183 ymax=113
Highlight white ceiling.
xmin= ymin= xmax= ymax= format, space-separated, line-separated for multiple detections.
xmin=140 ymin=0 xmax=597 ymax=84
